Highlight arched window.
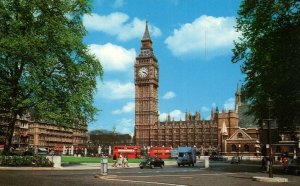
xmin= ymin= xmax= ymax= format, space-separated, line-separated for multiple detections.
xmin=244 ymin=144 xmax=249 ymax=152
xmin=231 ymin=144 xmax=237 ymax=152
xmin=237 ymin=133 xmax=243 ymax=138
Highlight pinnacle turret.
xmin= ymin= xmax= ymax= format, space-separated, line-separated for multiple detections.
xmin=142 ymin=20 xmax=151 ymax=41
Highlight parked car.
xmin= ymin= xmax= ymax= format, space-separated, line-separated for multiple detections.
xmin=139 ymin=157 xmax=164 ymax=169
xmin=209 ymin=155 xmax=227 ymax=161
xmin=230 ymin=156 xmax=241 ymax=164
xmin=283 ymin=158 xmax=300 ymax=175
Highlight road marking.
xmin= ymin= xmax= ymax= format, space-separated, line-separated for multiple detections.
xmin=179 ymin=177 xmax=192 ymax=179
xmin=114 ymin=169 xmax=204 ymax=174
xmin=108 ymin=172 xmax=238 ymax=178
xmin=101 ymin=177 xmax=187 ymax=186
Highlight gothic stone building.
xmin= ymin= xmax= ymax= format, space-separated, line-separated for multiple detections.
xmin=134 ymin=21 xmax=260 ymax=156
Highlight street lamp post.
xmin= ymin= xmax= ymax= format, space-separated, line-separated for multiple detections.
xmin=266 ymin=98 xmax=273 ymax=178
xmin=298 ymin=140 xmax=300 ymax=157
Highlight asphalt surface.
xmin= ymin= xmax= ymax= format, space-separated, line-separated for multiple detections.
xmin=0 ymin=162 xmax=299 ymax=186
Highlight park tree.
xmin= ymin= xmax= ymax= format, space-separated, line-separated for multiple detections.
xmin=0 ymin=0 xmax=103 ymax=155
xmin=89 ymin=129 xmax=132 ymax=146
xmin=232 ymin=0 xmax=300 ymax=134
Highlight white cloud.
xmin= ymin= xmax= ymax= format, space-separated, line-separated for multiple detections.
xmin=88 ymin=43 xmax=136 ymax=72
xmin=83 ymin=12 xmax=161 ymax=41
xmin=116 ymin=118 xmax=134 ymax=135
xmin=159 ymin=109 xmax=185 ymax=121
xmin=223 ymin=97 xmax=235 ymax=111
xmin=97 ymin=80 xmax=134 ymax=100
xmin=165 ymin=15 xmax=240 ymax=58
xmin=112 ymin=102 xmax=135 ymax=114
xmin=162 ymin=91 xmax=176 ymax=100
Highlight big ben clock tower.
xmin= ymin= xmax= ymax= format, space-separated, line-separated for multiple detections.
xmin=134 ymin=21 xmax=159 ymax=147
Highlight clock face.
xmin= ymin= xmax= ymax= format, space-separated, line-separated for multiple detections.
xmin=138 ymin=67 xmax=148 ymax=78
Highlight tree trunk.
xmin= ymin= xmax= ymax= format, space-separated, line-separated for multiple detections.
xmin=3 ymin=115 xmax=17 ymax=155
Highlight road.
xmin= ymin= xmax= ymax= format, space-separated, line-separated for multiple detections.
xmin=0 ymin=162 xmax=299 ymax=186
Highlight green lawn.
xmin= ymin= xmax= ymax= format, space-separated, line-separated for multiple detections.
xmin=61 ymin=156 xmax=143 ymax=163
xmin=61 ymin=156 xmax=103 ymax=163
xmin=61 ymin=156 xmax=174 ymax=163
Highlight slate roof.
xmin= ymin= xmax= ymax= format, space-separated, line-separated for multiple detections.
xmin=238 ymin=104 xmax=257 ymax=128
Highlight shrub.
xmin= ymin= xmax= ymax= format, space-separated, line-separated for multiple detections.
xmin=0 ymin=156 xmax=53 ymax=167
xmin=12 ymin=156 xmax=23 ymax=166
xmin=32 ymin=156 xmax=53 ymax=167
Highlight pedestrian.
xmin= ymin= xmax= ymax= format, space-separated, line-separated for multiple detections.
xmin=261 ymin=156 xmax=266 ymax=171
xmin=112 ymin=154 xmax=117 ymax=167
xmin=123 ymin=155 xmax=129 ymax=168
xmin=117 ymin=153 xmax=123 ymax=167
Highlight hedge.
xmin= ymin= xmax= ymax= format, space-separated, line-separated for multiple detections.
xmin=0 ymin=156 xmax=54 ymax=167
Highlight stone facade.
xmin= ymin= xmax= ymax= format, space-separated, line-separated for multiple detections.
xmin=0 ymin=112 xmax=88 ymax=151
xmin=134 ymin=21 xmax=260 ymax=156
xmin=134 ymin=21 xmax=159 ymax=147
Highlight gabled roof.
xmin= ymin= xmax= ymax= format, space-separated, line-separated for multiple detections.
xmin=227 ymin=128 xmax=253 ymax=140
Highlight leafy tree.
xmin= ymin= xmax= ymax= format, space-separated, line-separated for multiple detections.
xmin=0 ymin=0 xmax=103 ymax=155
xmin=89 ymin=129 xmax=132 ymax=146
xmin=232 ymin=0 xmax=300 ymax=133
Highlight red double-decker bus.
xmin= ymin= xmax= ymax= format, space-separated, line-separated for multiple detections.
xmin=112 ymin=146 xmax=141 ymax=159
xmin=149 ymin=146 xmax=171 ymax=159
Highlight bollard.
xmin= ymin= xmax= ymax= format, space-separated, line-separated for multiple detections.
xmin=100 ymin=157 xmax=108 ymax=176
xmin=46 ymin=156 xmax=61 ymax=168
xmin=204 ymin=157 xmax=209 ymax=168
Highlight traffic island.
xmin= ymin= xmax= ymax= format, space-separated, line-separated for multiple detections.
xmin=252 ymin=176 xmax=288 ymax=183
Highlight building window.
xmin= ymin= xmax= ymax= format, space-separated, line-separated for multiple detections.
xmin=231 ymin=144 xmax=237 ymax=152
xmin=244 ymin=144 xmax=249 ymax=152
xmin=276 ymin=146 xmax=281 ymax=153
xmin=237 ymin=133 xmax=243 ymax=139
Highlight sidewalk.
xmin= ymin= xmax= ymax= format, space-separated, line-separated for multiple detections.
xmin=0 ymin=163 xmax=138 ymax=171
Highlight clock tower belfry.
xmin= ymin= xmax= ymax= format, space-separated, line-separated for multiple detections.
xmin=134 ymin=20 xmax=159 ymax=147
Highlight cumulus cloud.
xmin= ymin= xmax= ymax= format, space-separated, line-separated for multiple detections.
xmin=159 ymin=109 xmax=185 ymax=121
xmin=115 ymin=118 xmax=134 ymax=135
xmin=88 ymin=43 xmax=136 ymax=72
xmin=83 ymin=12 xmax=161 ymax=41
xmin=165 ymin=15 xmax=240 ymax=58
xmin=223 ymin=97 xmax=235 ymax=111
xmin=97 ymin=80 xmax=134 ymax=100
xmin=162 ymin=91 xmax=176 ymax=100
xmin=112 ymin=102 xmax=135 ymax=114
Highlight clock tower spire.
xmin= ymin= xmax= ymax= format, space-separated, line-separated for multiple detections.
xmin=134 ymin=20 xmax=159 ymax=147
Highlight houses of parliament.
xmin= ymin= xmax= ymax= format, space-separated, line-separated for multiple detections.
xmin=134 ymin=21 xmax=262 ymax=156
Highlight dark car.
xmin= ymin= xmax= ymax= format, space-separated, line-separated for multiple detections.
xmin=209 ymin=155 xmax=227 ymax=161
xmin=139 ymin=157 xmax=164 ymax=169
xmin=283 ymin=158 xmax=300 ymax=175
xmin=230 ymin=156 xmax=241 ymax=164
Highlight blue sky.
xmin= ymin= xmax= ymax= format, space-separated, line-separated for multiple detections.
xmin=84 ymin=0 xmax=244 ymax=135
